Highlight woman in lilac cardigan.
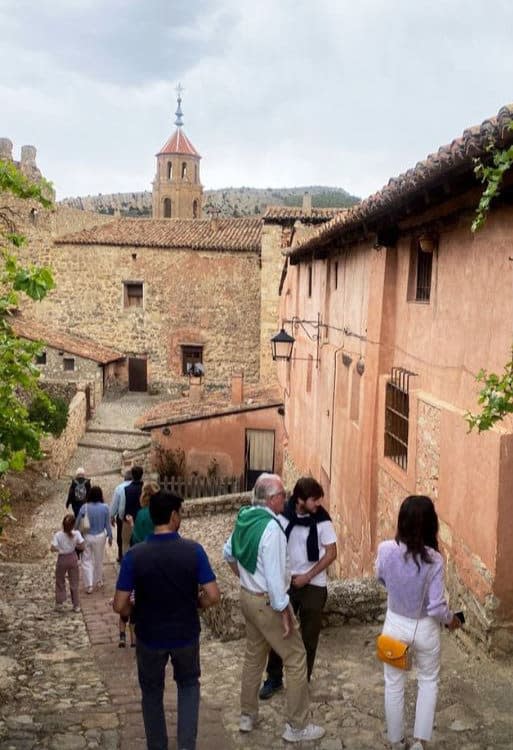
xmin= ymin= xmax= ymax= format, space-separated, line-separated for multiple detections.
xmin=375 ymin=496 xmax=461 ymax=750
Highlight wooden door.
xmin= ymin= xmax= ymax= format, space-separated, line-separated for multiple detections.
xmin=244 ymin=429 xmax=275 ymax=491
xmin=128 ymin=357 xmax=147 ymax=391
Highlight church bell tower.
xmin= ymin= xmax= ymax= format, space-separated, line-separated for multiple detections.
xmin=152 ymin=85 xmax=203 ymax=219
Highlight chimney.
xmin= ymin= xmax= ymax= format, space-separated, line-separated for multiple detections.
xmin=231 ymin=370 xmax=244 ymax=405
xmin=189 ymin=379 xmax=203 ymax=403
xmin=302 ymin=192 xmax=312 ymax=217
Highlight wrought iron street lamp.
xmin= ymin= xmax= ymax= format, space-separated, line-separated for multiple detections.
xmin=270 ymin=328 xmax=296 ymax=362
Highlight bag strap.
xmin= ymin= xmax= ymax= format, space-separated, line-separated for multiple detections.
xmin=411 ymin=567 xmax=433 ymax=645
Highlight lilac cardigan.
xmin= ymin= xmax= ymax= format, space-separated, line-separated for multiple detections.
xmin=375 ymin=540 xmax=453 ymax=625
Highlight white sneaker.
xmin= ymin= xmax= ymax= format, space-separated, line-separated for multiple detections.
xmin=239 ymin=714 xmax=256 ymax=732
xmin=282 ymin=723 xmax=325 ymax=743
xmin=72 ymin=606 xmax=81 ymax=613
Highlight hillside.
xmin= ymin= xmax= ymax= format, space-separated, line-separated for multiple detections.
xmin=59 ymin=186 xmax=359 ymax=218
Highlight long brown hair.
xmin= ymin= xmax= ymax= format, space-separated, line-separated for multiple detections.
xmin=395 ymin=495 xmax=439 ymax=570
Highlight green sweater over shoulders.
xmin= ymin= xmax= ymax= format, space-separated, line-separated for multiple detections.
xmin=231 ymin=506 xmax=277 ymax=574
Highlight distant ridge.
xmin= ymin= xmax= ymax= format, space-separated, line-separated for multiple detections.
xmin=60 ymin=186 xmax=360 ymax=219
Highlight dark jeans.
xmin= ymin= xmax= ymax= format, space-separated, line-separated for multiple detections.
xmin=136 ymin=638 xmax=201 ymax=750
xmin=267 ymin=584 xmax=327 ymax=682
xmin=115 ymin=517 xmax=123 ymax=560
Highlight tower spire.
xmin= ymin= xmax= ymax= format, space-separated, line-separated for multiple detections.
xmin=174 ymin=83 xmax=184 ymax=128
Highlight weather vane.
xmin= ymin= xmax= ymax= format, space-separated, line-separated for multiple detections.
xmin=175 ymin=83 xmax=184 ymax=127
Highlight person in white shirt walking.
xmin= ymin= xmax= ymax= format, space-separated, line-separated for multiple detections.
xmin=51 ymin=514 xmax=85 ymax=612
xmin=223 ymin=473 xmax=325 ymax=744
xmin=260 ymin=477 xmax=337 ymax=699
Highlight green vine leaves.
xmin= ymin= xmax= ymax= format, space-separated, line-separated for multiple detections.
xmin=471 ymin=121 xmax=513 ymax=233
xmin=466 ymin=121 xmax=513 ymax=431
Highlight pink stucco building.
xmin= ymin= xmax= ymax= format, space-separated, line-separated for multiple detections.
xmin=276 ymin=104 xmax=513 ymax=654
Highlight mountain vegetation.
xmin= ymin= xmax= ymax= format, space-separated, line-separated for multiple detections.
xmin=60 ymin=185 xmax=360 ymax=218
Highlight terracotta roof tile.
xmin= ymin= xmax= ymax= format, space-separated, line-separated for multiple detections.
xmin=11 ymin=316 xmax=124 ymax=364
xmin=137 ymin=385 xmax=283 ymax=429
xmin=289 ymin=104 xmax=513 ymax=259
xmin=157 ymin=128 xmax=200 ymax=158
xmin=55 ymin=217 xmax=262 ymax=253
xmin=263 ymin=206 xmax=344 ymax=223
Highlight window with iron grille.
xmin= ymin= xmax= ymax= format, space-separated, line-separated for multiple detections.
xmin=384 ymin=368 xmax=414 ymax=470
xmin=63 ymin=357 xmax=75 ymax=372
xmin=124 ymin=282 xmax=143 ymax=308
xmin=35 ymin=351 xmax=47 ymax=365
xmin=181 ymin=345 xmax=203 ymax=375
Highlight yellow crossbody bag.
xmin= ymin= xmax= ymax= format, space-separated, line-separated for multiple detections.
xmin=376 ymin=570 xmax=432 ymax=671
xmin=376 ymin=633 xmax=412 ymax=670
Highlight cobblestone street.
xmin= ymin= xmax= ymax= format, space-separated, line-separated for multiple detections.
xmin=1 ymin=396 xmax=513 ymax=749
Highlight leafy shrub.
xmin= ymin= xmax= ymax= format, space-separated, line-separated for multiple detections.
xmin=153 ymin=445 xmax=186 ymax=478
xmin=28 ymin=393 xmax=68 ymax=437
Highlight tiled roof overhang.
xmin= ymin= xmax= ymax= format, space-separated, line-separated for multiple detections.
xmin=55 ymin=217 xmax=262 ymax=253
xmin=288 ymin=104 xmax=513 ymax=263
xmin=11 ymin=316 xmax=125 ymax=364
xmin=263 ymin=206 xmax=344 ymax=224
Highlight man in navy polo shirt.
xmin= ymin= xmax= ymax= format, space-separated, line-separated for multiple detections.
xmin=113 ymin=491 xmax=219 ymax=750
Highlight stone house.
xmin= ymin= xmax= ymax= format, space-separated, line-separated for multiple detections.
xmin=137 ymin=373 xmax=284 ymax=490
xmin=11 ymin=314 xmax=126 ymax=410
xmin=276 ymin=103 xmax=513 ymax=654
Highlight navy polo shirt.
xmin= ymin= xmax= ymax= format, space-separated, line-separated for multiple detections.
xmin=116 ymin=531 xmax=216 ymax=649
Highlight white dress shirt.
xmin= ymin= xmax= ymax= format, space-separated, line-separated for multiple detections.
xmin=223 ymin=506 xmax=291 ymax=611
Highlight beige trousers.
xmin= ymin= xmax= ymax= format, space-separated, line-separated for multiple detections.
xmin=121 ymin=520 xmax=132 ymax=554
xmin=239 ymin=588 xmax=309 ymax=729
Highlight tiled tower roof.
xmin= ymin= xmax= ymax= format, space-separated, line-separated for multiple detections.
xmin=157 ymin=129 xmax=201 ymax=158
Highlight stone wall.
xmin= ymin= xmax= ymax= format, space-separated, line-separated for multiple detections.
xmin=38 ymin=390 xmax=87 ymax=479
xmin=52 ymin=206 xmax=114 ymax=236
xmin=181 ymin=491 xmax=251 ymax=517
xmin=19 ymin=242 xmax=262 ymax=392
xmin=203 ymin=574 xmax=386 ymax=642
xmin=259 ymin=223 xmax=286 ymax=385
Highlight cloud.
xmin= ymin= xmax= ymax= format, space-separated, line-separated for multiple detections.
xmin=2 ymin=0 xmax=513 ymax=198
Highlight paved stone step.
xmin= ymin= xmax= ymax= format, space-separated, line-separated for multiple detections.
xmin=87 ymin=428 xmax=146 ymax=437
xmin=78 ymin=439 xmax=150 ymax=451
xmin=83 ymin=431 xmax=151 ymax=451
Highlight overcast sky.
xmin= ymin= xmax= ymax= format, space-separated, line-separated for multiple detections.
xmin=2 ymin=0 xmax=513 ymax=200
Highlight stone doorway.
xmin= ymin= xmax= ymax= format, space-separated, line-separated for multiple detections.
xmin=128 ymin=357 xmax=148 ymax=391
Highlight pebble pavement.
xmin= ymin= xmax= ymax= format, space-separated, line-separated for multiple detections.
xmin=1 ymin=394 xmax=513 ymax=749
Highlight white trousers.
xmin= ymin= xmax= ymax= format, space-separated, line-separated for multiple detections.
xmin=82 ymin=532 xmax=107 ymax=588
xmin=383 ymin=609 xmax=441 ymax=743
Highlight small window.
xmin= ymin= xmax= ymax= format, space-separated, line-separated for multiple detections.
xmin=192 ymin=199 xmax=198 ymax=218
xmin=333 ymin=260 xmax=338 ymax=290
xmin=181 ymin=345 xmax=203 ymax=375
xmin=63 ymin=357 xmax=75 ymax=372
xmin=307 ymin=265 xmax=313 ymax=298
xmin=124 ymin=282 xmax=143 ymax=308
xmin=181 ymin=162 xmax=187 ymax=179
xmin=195 ymin=164 xmax=198 ymax=182
xmin=408 ymin=236 xmax=436 ymax=302
xmin=163 ymin=198 xmax=172 ymax=218
xmin=384 ymin=368 xmax=413 ymax=470
xmin=167 ymin=162 xmax=172 ymax=180
xmin=35 ymin=351 xmax=47 ymax=365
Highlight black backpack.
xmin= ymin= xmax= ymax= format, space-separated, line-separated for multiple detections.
xmin=74 ymin=480 xmax=87 ymax=504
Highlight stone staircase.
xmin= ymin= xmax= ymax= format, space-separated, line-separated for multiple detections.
xmin=70 ymin=426 xmax=151 ymax=497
